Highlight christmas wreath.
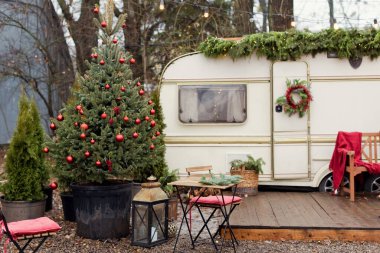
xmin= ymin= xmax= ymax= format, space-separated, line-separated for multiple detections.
xmin=276 ymin=79 xmax=312 ymax=118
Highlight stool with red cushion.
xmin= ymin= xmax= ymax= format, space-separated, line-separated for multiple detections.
xmin=189 ymin=195 xmax=242 ymax=249
xmin=0 ymin=210 xmax=61 ymax=253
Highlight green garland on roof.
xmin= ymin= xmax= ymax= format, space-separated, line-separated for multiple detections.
xmin=198 ymin=28 xmax=380 ymax=61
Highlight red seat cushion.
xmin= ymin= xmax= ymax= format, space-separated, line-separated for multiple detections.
xmin=4 ymin=217 xmax=61 ymax=237
xmin=190 ymin=195 xmax=242 ymax=206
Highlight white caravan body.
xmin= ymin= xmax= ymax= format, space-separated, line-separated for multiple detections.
xmin=159 ymin=52 xmax=380 ymax=188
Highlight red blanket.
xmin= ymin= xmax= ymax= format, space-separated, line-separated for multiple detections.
xmin=329 ymin=131 xmax=380 ymax=190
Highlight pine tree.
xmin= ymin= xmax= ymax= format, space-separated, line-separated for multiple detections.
xmin=47 ymin=0 xmax=165 ymax=184
xmin=2 ymin=93 xmax=47 ymax=201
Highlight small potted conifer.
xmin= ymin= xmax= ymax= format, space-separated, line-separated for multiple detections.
xmin=0 ymin=93 xmax=48 ymax=222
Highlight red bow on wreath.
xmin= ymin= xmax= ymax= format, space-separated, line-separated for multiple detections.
xmin=276 ymin=79 xmax=312 ymax=118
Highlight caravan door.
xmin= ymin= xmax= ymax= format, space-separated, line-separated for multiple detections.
xmin=272 ymin=62 xmax=310 ymax=179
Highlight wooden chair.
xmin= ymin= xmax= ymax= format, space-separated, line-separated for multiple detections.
xmin=0 ymin=210 xmax=61 ymax=252
xmin=342 ymin=132 xmax=380 ymax=201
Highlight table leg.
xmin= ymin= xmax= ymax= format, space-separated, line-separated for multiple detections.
xmin=194 ymin=205 xmax=219 ymax=252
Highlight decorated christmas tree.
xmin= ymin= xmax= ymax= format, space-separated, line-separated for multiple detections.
xmin=47 ymin=0 xmax=165 ymax=184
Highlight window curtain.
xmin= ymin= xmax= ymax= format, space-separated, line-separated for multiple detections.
xmin=179 ymin=88 xmax=199 ymax=123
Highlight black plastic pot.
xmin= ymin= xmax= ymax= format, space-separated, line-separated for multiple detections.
xmin=43 ymin=187 xmax=53 ymax=211
xmin=72 ymin=181 xmax=132 ymax=239
xmin=60 ymin=192 xmax=75 ymax=221
xmin=0 ymin=196 xmax=46 ymax=222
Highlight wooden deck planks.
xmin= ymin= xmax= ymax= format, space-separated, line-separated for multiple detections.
xmin=224 ymin=192 xmax=380 ymax=241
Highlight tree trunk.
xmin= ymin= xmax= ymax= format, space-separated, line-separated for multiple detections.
xmin=327 ymin=0 xmax=335 ymax=28
xmin=268 ymin=0 xmax=293 ymax=31
xmin=233 ymin=0 xmax=257 ymax=35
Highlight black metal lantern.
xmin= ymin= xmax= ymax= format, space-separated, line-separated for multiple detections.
xmin=131 ymin=176 xmax=169 ymax=247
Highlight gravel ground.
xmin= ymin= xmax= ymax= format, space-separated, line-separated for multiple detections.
xmin=2 ymin=190 xmax=380 ymax=252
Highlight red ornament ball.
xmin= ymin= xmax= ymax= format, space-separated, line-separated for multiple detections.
xmin=43 ymin=147 xmax=49 ymax=153
xmin=115 ymin=134 xmax=124 ymax=142
xmin=150 ymin=120 xmax=156 ymax=127
xmin=139 ymin=89 xmax=145 ymax=96
xmin=155 ymin=131 xmax=161 ymax=136
xmin=123 ymin=116 xmax=129 ymax=122
xmin=145 ymin=116 xmax=150 ymax=121
xmin=120 ymin=86 xmax=126 ymax=92
xmin=119 ymin=58 xmax=125 ymax=64
xmin=85 ymin=151 xmax=91 ymax=158
xmin=101 ymin=112 xmax=107 ymax=119
xmin=50 ymin=123 xmax=56 ymax=130
xmin=105 ymin=83 xmax=111 ymax=89
xmin=96 ymin=160 xmax=102 ymax=167
xmin=122 ymin=23 xmax=127 ymax=29
xmin=136 ymin=81 xmax=141 ymax=87
xmin=112 ymin=38 xmax=118 ymax=44
xmin=149 ymin=144 xmax=155 ymax=150
xmin=49 ymin=181 xmax=58 ymax=190
xmin=90 ymin=139 xmax=96 ymax=144
xmin=150 ymin=109 xmax=156 ymax=115
xmin=129 ymin=58 xmax=136 ymax=64
xmin=57 ymin=114 xmax=64 ymax=121
xmin=80 ymin=133 xmax=86 ymax=139
xmin=108 ymin=118 xmax=114 ymax=125
xmin=66 ymin=155 xmax=74 ymax=164
xmin=79 ymin=109 xmax=84 ymax=115
xmin=135 ymin=118 xmax=141 ymax=125
xmin=75 ymin=105 xmax=82 ymax=111
xmin=99 ymin=59 xmax=105 ymax=65
xmin=113 ymin=107 xmax=120 ymax=115
xmin=132 ymin=132 xmax=139 ymax=139
xmin=93 ymin=7 xmax=99 ymax=14
xmin=80 ymin=123 xmax=89 ymax=130
xmin=101 ymin=21 xmax=107 ymax=27
xmin=74 ymin=122 xmax=79 ymax=127
xmin=93 ymin=53 xmax=98 ymax=59
xmin=148 ymin=100 xmax=153 ymax=105
xmin=152 ymin=136 xmax=157 ymax=140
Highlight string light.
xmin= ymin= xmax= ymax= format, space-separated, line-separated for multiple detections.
xmin=373 ymin=18 xmax=379 ymax=29
xmin=333 ymin=18 xmax=339 ymax=30
xmin=159 ymin=0 xmax=165 ymax=11
xmin=203 ymin=7 xmax=209 ymax=18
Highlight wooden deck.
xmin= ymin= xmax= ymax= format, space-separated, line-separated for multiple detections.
xmin=222 ymin=192 xmax=380 ymax=242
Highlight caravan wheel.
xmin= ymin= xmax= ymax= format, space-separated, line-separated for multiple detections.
xmin=364 ymin=175 xmax=380 ymax=194
xmin=318 ymin=173 xmax=349 ymax=192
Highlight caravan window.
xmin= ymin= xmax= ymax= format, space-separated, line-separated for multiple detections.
xmin=179 ymin=84 xmax=247 ymax=123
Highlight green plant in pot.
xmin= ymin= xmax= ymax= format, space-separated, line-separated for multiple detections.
xmin=45 ymin=0 xmax=165 ymax=240
xmin=230 ymin=155 xmax=265 ymax=196
xmin=0 ymin=93 xmax=49 ymax=222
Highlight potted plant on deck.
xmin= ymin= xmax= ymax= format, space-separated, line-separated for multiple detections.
xmin=0 ymin=93 xmax=49 ymax=222
xmin=230 ymin=155 xmax=265 ymax=196
xmin=45 ymin=0 xmax=165 ymax=240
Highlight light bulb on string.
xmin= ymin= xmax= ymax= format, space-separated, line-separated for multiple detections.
xmin=291 ymin=20 xmax=296 ymax=27
xmin=333 ymin=18 xmax=339 ymax=30
xmin=373 ymin=19 xmax=379 ymax=29
xmin=159 ymin=0 xmax=165 ymax=11
xmin=203 ymin=7 xmax=209 ymax=18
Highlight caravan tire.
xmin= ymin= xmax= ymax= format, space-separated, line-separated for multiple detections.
xmin=318 ymin=173 xmax=349 ymax=192
xmin=364 ymin=174 xmax=380 ymax=194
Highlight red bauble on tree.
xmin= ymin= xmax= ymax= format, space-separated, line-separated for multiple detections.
xmin=105 ymin=83 xmax=111 ymax=89
xmin=93 ymin=6 xmax=99 ymax=14
xmin=119 ymin=58 xmax=125 ymax=64
xmin=132 ymin=132 xmax=139 ymax=139
xmin=50 ymin=122 xmax=56 ymax=130
xmin=120 ymin=86 xmax=126 ymax=92
xmin=113 ymin=106 xmax=120 ymax=115
xmin=76 ymin=105 xmax=82 ymax=111
xmin=79 ymin=109 xmax=84 ymax=115
xmin=135 ymin=118 xmax=141 ymax=125
xmin=101 ymin=112 xmax=107 ymax=119
xmin=49 ymin=181 xmax=58 ymax=190
xmin=122 ymin=23 xmax=127 ymax=29
xmin=80 ymin=123 xmax=89 ymax=130
xmin=109 ymin=118 xmax=114 ymax=125
xmin=93 ymin=53 xmax=98 ymax=59
xmin=150 ymin=120 xmax=156 ymax=127
xmin=101 ymin=21 xmax=107 ymax=27
xmin=148 ymin=100 xmax=153 ymax=105
xmin=129 ymin=58 xmax=136 ymax=64
xmin=139 ymin=89 xmax=144 ymax=96
xmin=112 ymin=38 xmax=118 ymax=44
xmin=74 ymin=122 xmax=79 ymax=127
xmin=57 ymin=114 xmax=64 ymax=121
xmin=85 ymin=151 xmax=91 ymax=158
xmin=43 ymin=147 xmax=49 ymax=153
xmin=152 ymin=136 xmax=157 ymax=140
xmin=149 ymin=144 xmax=155 ymax=150
xmin=155 ymin=131 xmax=161 ymax=136
xmin=96 ymin=160 xmax=102 ymax=167
xmin=90 ymin=139 xmax=96 ymax=144
xmin=115 ymin=134 xmax=124 ymax=142
xmin=136 ymin=81 xmax=141 ymax=87
xmin=99 ymin=59 xmax=105 ymax=65
xmin=145 ymin=116 xmax=150 ymax=121
xmin=66 ymin=155 xmax=74 ymax=164
xmin=80 ymin=133 xmax=86 ymax=139
xmin=150 ymin=109 xmax=156 ymax=115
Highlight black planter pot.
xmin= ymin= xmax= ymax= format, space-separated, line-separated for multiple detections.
xmin=72 ymin=181 xmax=132 ymax=239
xmin=60 ymin=192 xmax=75 ymax=221
xmin=43 ymin=187 xmax=53 ymax=212
xmin=0 ymin=196 xmax=46 ymax=222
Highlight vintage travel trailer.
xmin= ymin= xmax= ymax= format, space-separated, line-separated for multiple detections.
xmin=159 ymin=52 xmax=380 ymax=192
